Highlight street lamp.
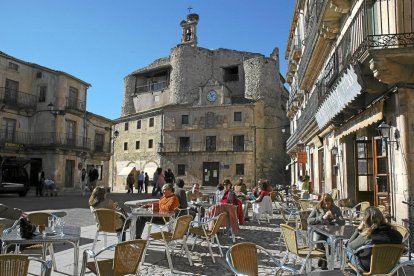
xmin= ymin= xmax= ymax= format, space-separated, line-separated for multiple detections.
xmin=47 ymin=102 xmax=65 ymax=116
xmin=377 ymin=121 xmax=400 ymax=150
xmin=111 ymin=129 xmax=119 ymax=191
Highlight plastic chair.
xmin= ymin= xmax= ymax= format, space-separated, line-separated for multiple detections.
xmin=330 ymin=188 xmax=338 ymax=200
xmin=226 ymin=242 xmax=286 ymax=276
xmin=80 ymin=240 xmax=146 ymax=276
xmin=252 ymin=196 xmax=273 ymax=224
xmin=297 ymin=210 xmax=312 ymax=244
xmin=0 ymin=254 xmax=51 ymax=276
xmin=91 ymin=208 xmax=128 ymax=252
xmin=279 ymin=223 xmax=326 ymax=273
xmin=189 ymin=212 xmax=227 ymax=263
xmin=346 ymin=244 xmax=404 ymax=276
xmin=146 ymin=214 xmax=193 ymax=273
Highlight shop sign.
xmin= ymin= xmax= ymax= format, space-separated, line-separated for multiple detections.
xmin=297 ymin=151 xmax=307 ymax=164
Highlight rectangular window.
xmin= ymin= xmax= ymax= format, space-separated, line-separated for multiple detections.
xmin=124 ymin=122 xmax=129 ymax=131
xmin=8 ymin=62 xmax=18 ymax=71
xmin=137 ymin=120 xmax=141 ymax=129
xmin=177 ymin=164 xmax=186 ymax=176
xmin=234 ymin=112 xmax=242 ymax=122
xmin=66 ymin=120 xmax=76 ymax=146
xmin=179 ymin=137 xmax=190 ymax=152
xmin=68 ymin=86 xmax=78 ymax=109
xmin=136 ymin=140 xmax=140 ymax=149
xmin=233 ymin=135 xmax=245 ymax=151
xmin=206 ymin=136 xmax=216 ymax=152
xmin=149 ymin=117 xmax=154 ymax=127
xmin=124 ymin=142 xmax=128 ymax=150
xmin=94 ymin=133 xmax=104 ymax=152
xmin=1 ymin=118 xmax=16 ymax=142
xmin=223 ymin=66 xmax=239 ymax=82
xmin=236 ymin=164 xmax=244 ymax=175
xmin=148 ymin=139 xmax=153 ymax=149
xmin=181 ymin=115 xmax=189 ymax=125
xmin=39 ymin=86 xmax=47 ymax=102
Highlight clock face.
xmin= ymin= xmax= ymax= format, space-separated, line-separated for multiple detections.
xmin=207 ymin=90 xmax=218 ymax=102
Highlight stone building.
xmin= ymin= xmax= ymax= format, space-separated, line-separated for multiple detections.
xmin=285 ymin=0 xmax=414 ymax=223
xmin=0 ymin=51 xmax=114 ymax=191
xmin=112 ymin=13 xmax=290 ymax=190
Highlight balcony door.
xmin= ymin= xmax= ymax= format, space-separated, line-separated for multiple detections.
xmin=5 ymin=79 xmax=18 ymax=105
xmin=66 ymin=120 xmax=76 ymax=146
xmin=1 ymin=118 xmax=16 ymax=142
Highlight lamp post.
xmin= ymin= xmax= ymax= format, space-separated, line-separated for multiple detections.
xmin=377 ymin=121 xmax=400 ymax=150
xmin=47 ymin=102 xmax=65 ymax=116
xmin=111 ymin=129 xmax=119 ymax=192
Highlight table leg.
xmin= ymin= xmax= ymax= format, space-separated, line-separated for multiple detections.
xmin=74 ymin=240 xmax=79 ymax=276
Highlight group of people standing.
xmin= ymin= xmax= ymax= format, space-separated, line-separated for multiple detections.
xmin=79 ymin=165 xmax=99 ymax=197
xmin=126 ymin=171 xmax=150 ymax=194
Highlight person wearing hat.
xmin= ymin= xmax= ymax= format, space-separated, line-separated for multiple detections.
xmin=134 ymin=183 xmax=179 ymax=239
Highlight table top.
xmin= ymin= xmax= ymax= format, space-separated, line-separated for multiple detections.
xmin=311 ymin=225 xmax=356 ymax=240
xmin=124 ymin=199 xmax=158 ymax=208
xmin=2 ymin=225 xmax=81 ymax=244
xmin=293 ymin=270 xmax=352 ymax=276
xmin=189 ymin=201 xmax=214 ymax=208
xmin=26 ymin=210 xmax=67 ymax=218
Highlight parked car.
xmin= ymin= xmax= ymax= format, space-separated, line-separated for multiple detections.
xmin=0 ymin=156 xmax=30 ymax=197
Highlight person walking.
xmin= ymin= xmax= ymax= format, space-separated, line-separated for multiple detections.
xmin=126 ymin=173 xmax=134 ymax=194
xmin=144 ymin=172 xmax=149 ymax=194
xmin=88 ymin=165 xmax=99 ymax=192
xmin=137 ymin=171 xmax=144 ymax=194
xmin=79 ymin=168 xmax=88 ymax=197
xmin=37 ymin=169 xmax=45 ymax=197
xmin=152 ymin=167 xmax=165 ymax=196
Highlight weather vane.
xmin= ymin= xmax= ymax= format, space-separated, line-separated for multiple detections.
xmin=187 ymin=6 xmax=193 ymax=13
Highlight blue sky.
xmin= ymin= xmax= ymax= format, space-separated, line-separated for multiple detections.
xmin=1 ymin=0 xmax=295 ymax=120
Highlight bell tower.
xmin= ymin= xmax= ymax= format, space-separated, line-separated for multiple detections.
xmin=180 ymin=12 xmax=199 ymax=47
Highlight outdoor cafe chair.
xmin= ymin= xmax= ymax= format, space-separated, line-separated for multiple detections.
xmin=252 ymin=195 xmax=273 ymax=224
xmin=345 ymin=244 xmax=405 ymax=276
xmin=145 ymin=214 xmax=193 ymax=273
xmin=26 ymin=212 xmax=58 ymax=271
xmin=0 ymin=254 xmax=51 ymax=276
xmin=351 ymin=201 xmax=370 ymax=225
xmin=279 ymin=223 xmax=326 ymax=273
xmin=91 ymin=208 xmax=129 ymax=252
xmin=80 ymin=239 xmax=146 ymax=276
xmin=189 ymin=212 xmax=227 ymax=263
xmin=226 ymin=242 xmax=296 ymax=276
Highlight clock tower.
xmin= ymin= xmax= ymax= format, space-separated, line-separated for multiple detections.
xmin=180 ymin=13 xmax=199 ymax=47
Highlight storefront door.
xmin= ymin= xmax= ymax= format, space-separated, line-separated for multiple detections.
xmin=373 ymin=137 xmax=390 ymax=209
xmin=202 ymin=162 xmax=219 ymax=186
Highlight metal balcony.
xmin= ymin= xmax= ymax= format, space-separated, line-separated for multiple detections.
xmin=158 ymin=141 xmax=253 ymax=154
xmin=0 ymin=87 xmax=37 ymax=109
xmin=66 ymin=97 xmax=86 ymax=112
xmin=135 ymin=81 xmax=169 ymax=93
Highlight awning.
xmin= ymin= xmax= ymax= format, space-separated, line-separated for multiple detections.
xmin=335 ymin=101 xmax=383 ymax=140
xmin=118 ymin=166 xmax=136 ymax=176
xmin=315 ymin=65 xmax=363 ymax=129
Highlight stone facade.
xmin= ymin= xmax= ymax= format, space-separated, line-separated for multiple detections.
xmin=285 ymin=0 xmax=414 ymax=223
xmin=0 ymin=51 xmax=113 ymax=190
xmin=112 ymin=14 xmax=290 ymax=190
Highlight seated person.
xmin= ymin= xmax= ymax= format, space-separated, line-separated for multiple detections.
xmin=308 ymin=193 xmax=345 ymax=270
xmin=234 ymin=177 xmax=247 ymax=197
xmin=215 ymin=182 xmax=225 ymax=202
xmin=89 ymin=187 xmax=125 ymax=234
xmin=346 ymin=206 xmax=402 ymax=272
xmin=174 ymin=179 xmax=197 ymax=218
xmin=43 ymin=177 xmax=57 ymax=196
xmin=135 ymin=183 xmax=179 ymax=239
xmin=220 ymin=179 xmax=244 ymax=224
xmin=253 ymin=180 xmax=271 ymax=203
xmin=186 ymin=183 xmax=203 ymax=202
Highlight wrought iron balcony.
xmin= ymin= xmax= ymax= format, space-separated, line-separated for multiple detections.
xmin=0 ymin=131 xmax=110 ymax=153
xmin=135 ymin=81 xmax=169 ymax=93
xmin=0 ymin=87 xmax=37 ymax=109
xmin=66 ymin=96 xmax=86 ymax=112
xmin=158 ymin=141 xmax=253 ymax=154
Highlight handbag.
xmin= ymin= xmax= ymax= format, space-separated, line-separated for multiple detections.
xmin=20 ymin=217 xmax=37 ymax=239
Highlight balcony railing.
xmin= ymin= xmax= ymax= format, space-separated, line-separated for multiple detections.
xmin=296 ymin=0 xmax=327 ymax=86
xmin=0 ymin=87 xmax=37 ymax=109
xmin=135 ymin=81 xmax=169 ymax=93
xmin=0 ymin=131 xmax=110 ymax=153
xmin=158 ymin=141 xmax=253 ymax=153
xmin=66 ymin=97 xmax=86 ymax=112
